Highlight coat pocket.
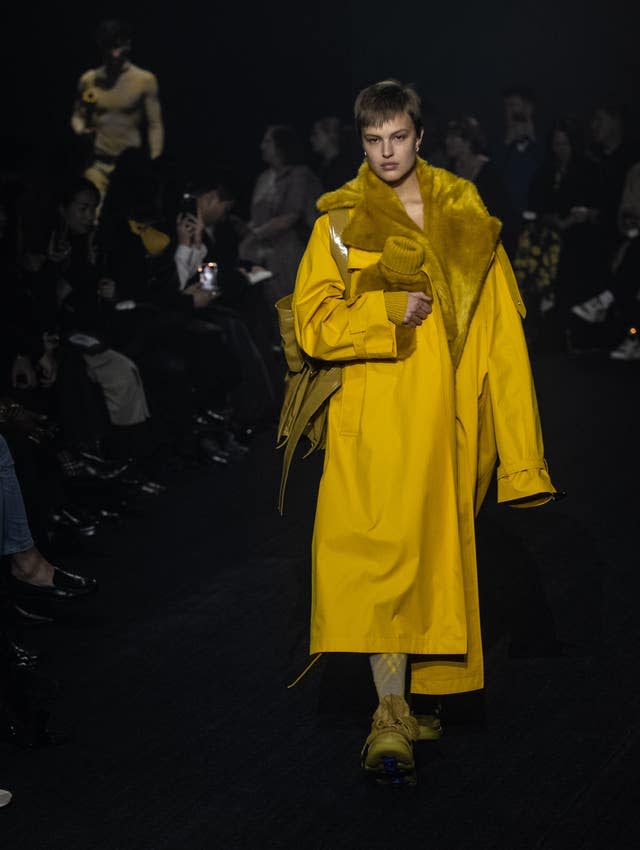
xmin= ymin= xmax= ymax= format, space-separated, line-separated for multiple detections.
xmin=338 ymin=362 xmax=366 ymax=436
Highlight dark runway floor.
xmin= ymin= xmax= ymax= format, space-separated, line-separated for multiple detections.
xmin=2 ymin=350 xmax=640 ymax=849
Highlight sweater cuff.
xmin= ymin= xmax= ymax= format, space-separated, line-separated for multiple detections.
xmin=383 ymin=291 xmax=408 ymax=325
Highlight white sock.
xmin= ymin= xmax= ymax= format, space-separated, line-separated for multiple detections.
xmin=369 ymin=653 xmax=408 ymax=700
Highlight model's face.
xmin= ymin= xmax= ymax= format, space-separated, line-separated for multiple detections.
xmin=63 ymin=189 xmax=98 ymax=235
xmin=361 ymin=112 xmax=422 ymax=184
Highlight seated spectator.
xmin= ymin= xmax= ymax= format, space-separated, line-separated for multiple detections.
xmin=98 ymin=154 xmax=246 ymax=463
xmin=0 ymin=434 xmax=96 ymax=598
xmin=585 ymin=99 xmax=640 ymax=247
xmin=15 ymin=176 xmax=160 ymax=479
xmin=1 ymin=189 xmax=127 ymax=541
xmin=173 ymin=173 xmax=277 ymax=430
xmin=571 ymin=160 xmax=640 ymax=360
xmin=521 ymin=117 xmax=605 ymax=345
xmin=1 ymin=433 xmax=93 ymax=757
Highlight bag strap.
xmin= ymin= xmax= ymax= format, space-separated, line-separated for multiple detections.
xmin=327 ymin=208 xmax=351 ymax=296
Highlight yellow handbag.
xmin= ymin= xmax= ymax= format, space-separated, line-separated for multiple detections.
xmin=276 ymin=208 xmax=350 ymax=513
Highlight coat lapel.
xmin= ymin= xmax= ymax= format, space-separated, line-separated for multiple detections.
xmin=317 ymin=160 xmax=502 ymax=367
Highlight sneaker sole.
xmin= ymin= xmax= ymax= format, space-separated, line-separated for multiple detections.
xmin=364 ymin=755 xmax=417 ymax=787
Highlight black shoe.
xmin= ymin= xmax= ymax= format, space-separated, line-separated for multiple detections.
xmin=48 ymin=506 xmax=97 ymax=537
xmin=78 ymin=450 xmax=131 ymax=478
xmin=58 ymin=449 xmax=128 ymax=482
xmin=10 ymin=566 xmax=98 ymax=600
xmin=221 ymin=431 xmax=250 ymax=460
xmin=120 ymin=475 xmax=167 ymax=496
xmin=9 ymin=641 xmax=41 ymax=670
xmin=12 ymin=604 xmax=54 ymax=625
xmin=198 ymin=435 xmax=230 ymax=466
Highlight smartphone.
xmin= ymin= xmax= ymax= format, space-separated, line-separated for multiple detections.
xmin=180 ymin=192 xmax=198 ymax=217
xmin=198 ymin=262 xmax=219 ymax=292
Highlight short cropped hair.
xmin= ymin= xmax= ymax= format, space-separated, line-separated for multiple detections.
xmin=354 ymin=80 xmax=423 ymax=136
xmin=96 ymin=19 xmax=133 ymax=51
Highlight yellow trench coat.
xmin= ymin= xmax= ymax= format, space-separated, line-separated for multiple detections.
xmin=292 ymin=209 xmax=555 ymax=696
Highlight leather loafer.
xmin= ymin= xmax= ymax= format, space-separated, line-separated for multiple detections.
xmin=198 ymin=436 xmax=229 ymax=466
xmin=10 ymin=566 xmax=98 ymax=600
xmin=10 ymin=641 xmax=41 ymax=670
xmin=12 ymin=604 xmax=54 ymax=625
xmin=120 ymin=476 xmax=167 ymax=496
xmin=48 ymin=506 xmax=97 ymax=537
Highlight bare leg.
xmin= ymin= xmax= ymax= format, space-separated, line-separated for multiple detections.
xmin=10 ymin=547 xmax=55 ymax=587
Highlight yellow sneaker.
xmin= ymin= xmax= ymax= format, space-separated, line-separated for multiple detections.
xmin=415 ymin=712 xmax=443 ymax=741
xmin=361 ymin=694 xmax=420 ymax=786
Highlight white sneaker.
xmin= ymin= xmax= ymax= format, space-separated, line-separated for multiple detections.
xmin=570 ymin=290 xmax=615 ymax=323
xmin=0 ymin=788 xmax=12 ymax=807
xmin=609 ymin=333 xmax=640 ymax=361
xmin=540 ymin=292 xmax=555 ymax=314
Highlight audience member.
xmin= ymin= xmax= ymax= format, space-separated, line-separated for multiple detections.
xmin=444 ymin=114 xmax=519 ymax=255
xmin=1 ymin=434 xmax=93 ymax=763
xmin=98 ymin=154 xmax=247 ymax=463
xmin=520 ymin=117 xmax=604 ymax=347
xmin=309 ymin=116 xmax=359 ymax=191
xmin=585 ymin=101 xmax=639 ymax=234
xmin=492 ymin=86 xmax=544 ymax=220
xmin=239 ymin=124 xmax=323 ymax=340
xmin=174 ymin=173 xmax=277 ymax=429
xmin=570 ymin=159 xmax=640 ymax=360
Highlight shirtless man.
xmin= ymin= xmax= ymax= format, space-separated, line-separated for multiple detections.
xmin=71 ymin=19 xmax=164 ymax=209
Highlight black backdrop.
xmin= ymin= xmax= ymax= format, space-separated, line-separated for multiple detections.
xmin=2 ymin=0 xmax=637 ymax=211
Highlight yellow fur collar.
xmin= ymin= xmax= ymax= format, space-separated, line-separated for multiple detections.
xmin=317 ymin=159 xmax=502 ymax=366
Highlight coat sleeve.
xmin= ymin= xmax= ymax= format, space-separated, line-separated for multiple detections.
xmin=292 ymin=214 xmax=399 ymax=361
xmin=488 ymin=245 xmax=556 ymax=507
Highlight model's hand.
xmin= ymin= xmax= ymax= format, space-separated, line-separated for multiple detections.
xmin=402 ymin=292 xmax=432 ymax=327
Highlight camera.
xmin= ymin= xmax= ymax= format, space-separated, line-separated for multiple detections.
xmin=197 ymin=262 xmax=219 ymax=293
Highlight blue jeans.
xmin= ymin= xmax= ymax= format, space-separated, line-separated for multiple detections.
xmin=0 ymin=434 xmax=34 ymax=557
